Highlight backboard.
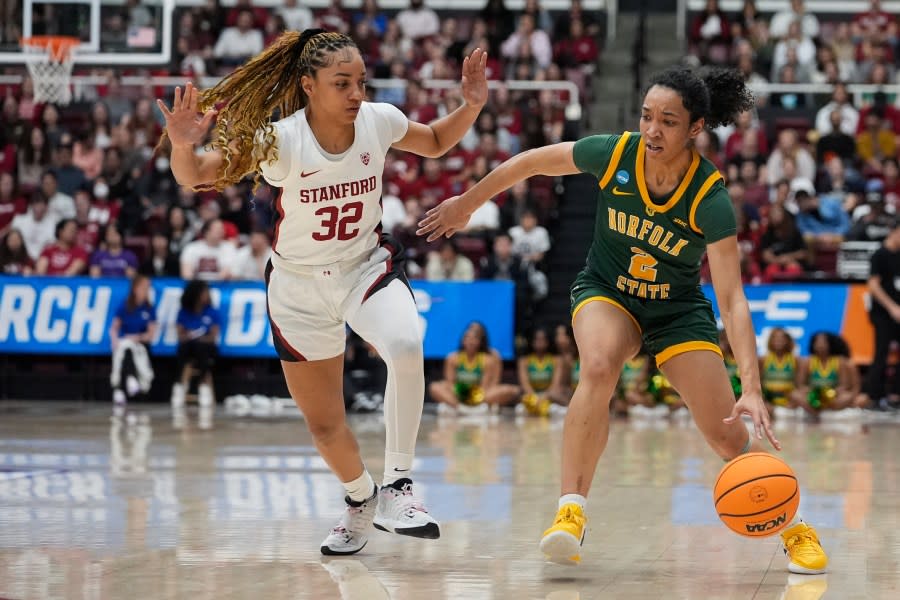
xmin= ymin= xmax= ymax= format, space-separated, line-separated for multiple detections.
xmin=0 ymin=0 xmax=176 ymax=65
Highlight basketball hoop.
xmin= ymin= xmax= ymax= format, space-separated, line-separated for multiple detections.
xmin=21 ymin=36 xmax=80 ymax=105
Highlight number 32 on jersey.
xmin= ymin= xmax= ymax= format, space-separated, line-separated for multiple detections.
xmin=617 ymin=246 xmax=671 ymax=300
xmin=312 ymin=201 xmax=364 ymax=241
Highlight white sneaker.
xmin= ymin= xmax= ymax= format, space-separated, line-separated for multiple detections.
xmin=457 ymin=403 xmax=489 ymax=416
xmin=436 ymin=403 xmax=457 ymax=416
xmin=373 ymin=478 xmax=440 ymax=539
xmin=651 ymin=404 xmax=670 ymax=418
xmin=113 ymin=389 xmax=127 ymax=405
xmin=198 ymin=384 xmax=215 ymax=408
xmin=549 ymin=404 xmax=567 ymax=418
xmin=320 ymin=487 xmax=378 ymax=556
xmin=773 ymin=405 xmax=795 ymax=420
xmin=171 ymin=383 xmax=186 ymax=408
xmin=125 ymin=375 xmax=141 ymax=397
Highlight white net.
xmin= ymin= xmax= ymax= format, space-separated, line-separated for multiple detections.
xmin=23 ymin=39 xmax=77 ymax=105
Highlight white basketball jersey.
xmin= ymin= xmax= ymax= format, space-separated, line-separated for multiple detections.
xmin=259 ymin=102 xmax=409 ymax=265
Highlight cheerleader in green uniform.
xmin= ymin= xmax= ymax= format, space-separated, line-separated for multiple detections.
xmin=717 ymin=329 xmax=742 ymax=399
xmin=549 ymin=324 xmax=579 ymax=406
xmin=429 ymin=322 xmax=520 ymax=414
xmin=611 ymin=353 xmax=654 ymax=417
xmin=791 ymin=332 xmax=863 ymax=416
xmin=518 ymin=328 xmax=560 ymax=417
xmin=759 ymin=328 xmax=799 ymax=417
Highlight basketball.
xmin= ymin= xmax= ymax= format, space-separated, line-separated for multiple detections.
xmin=713 ymin=452 xmax=800 ymax=538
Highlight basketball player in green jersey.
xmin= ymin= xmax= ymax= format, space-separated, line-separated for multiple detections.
xmin=418 ymin=66 xmax=828 ymax=574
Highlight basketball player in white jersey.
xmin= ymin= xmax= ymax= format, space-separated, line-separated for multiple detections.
xmin=157 ymin=30 xmax=488 ymax=555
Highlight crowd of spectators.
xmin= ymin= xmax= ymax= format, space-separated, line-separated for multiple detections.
xmin=689 ymin=0 xmax=899 ymax=282
xmin=0 ymin=0 xmax=597 ymax=334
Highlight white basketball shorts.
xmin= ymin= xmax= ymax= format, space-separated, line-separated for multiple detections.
xmin=264 ymin=234 xmax=411 ymax=361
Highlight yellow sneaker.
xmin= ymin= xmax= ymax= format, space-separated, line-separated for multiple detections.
xmin=779 ymin=574 xmax=827 ymax=600
xmin=540 ymin=503 xmax=586 ymax=565
xmin=781 ymin=522 xmax=828 ymax=574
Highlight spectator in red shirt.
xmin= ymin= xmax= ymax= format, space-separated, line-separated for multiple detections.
xmin=853 ymin=0 xmax=894 ymax=35
xmin=881 ymin=157 xmax=900 ymax=201
xmin=0 ymin=172 xmax=27 ymax=238
xmin=0 ymin=125 xmax=16 ymax=177
xmin=479 ymin=132 xmax=511 ymax=171
xmin=73 ymin=190 xmax=102 ymax=253
xmin=409 ymin=158 xmax=454 ymax=210
xmin=405 ymin=80 xmax=438 ymax=125
xmin=316 ymin=0 xmax=352 ymax=34
xmin=553 ymin=19 xmax=599 ymax=71
xmin=36 ymin=218 xmax=88 ymax=276
xmin=724 ymin=111 xmax=769 ymax=161
xmin=760 ymin=205 xmax=809 ymax=282
xmin=225 ymin=0 xmax=269 ymax=30
xmin=689 ymin=0 xmax=732 ymax=64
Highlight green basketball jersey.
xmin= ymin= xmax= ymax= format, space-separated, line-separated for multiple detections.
xmin=572 ymin=133 xmax=736 ymax=300
xmin=526 ymin=354 xmax=555 ymax=392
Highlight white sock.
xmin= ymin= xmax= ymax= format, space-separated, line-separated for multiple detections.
xmin=559 ymin=493 xmax=587 ymax=510
xmin=383 ymin=452 xmax=414 ymax=486
xmin=788 ymin=513 xmax=803 ymax=528
xmin=344 ymin=469 xmax=376 ymax=503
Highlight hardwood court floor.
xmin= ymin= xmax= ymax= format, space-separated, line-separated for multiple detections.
xmin=0 ymin=403 xmax=897 ymax=600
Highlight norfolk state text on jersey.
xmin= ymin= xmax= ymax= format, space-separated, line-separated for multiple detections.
xmin=607 ymin=207 xmax=690 ymax=300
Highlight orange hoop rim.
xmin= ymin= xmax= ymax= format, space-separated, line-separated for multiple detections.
xmin=21 ymin=36 xmax=80 ymax=61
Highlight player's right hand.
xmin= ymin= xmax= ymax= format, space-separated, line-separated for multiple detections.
xmin=416 ymin=195 xmax=472 ymax=242
xmin=156 ymin=82 xmax=217 ymax=147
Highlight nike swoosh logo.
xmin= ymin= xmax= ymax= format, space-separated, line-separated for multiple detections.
xmin=612 ymin=187 xmax=635 ymax=196
xmin=300 ymin=170 xmax=321 ymax=178
xmin=392 ymin=468 xmax=409 ymax=472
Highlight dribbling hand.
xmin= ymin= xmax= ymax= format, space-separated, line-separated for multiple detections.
xmin=416 ymin=196 xmax=472 ymax=242
xmin=156 ymin=82 xmax=217 ymax=147
xmin=460 ymin=48 xmax=489 ymax=109
xmin=723 ymin=390 xmax=781 ymax=451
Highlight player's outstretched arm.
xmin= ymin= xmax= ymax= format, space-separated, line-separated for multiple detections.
xmin=393 ymin=48 xmax=488 ymax=158
xmin=157 ymin=82 xmax=223 ymax=187
xmin=709 ymin=237 xmax=781 ymax=451
xmin=417 ymin=142 xmax=579 ymax=241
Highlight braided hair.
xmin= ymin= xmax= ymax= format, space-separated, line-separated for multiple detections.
xmin=167 ymin=29 xmax=359 ymax=191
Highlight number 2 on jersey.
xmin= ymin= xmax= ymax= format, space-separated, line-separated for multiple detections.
xmin=312 ymin=201 xmax=364 ymax=241
xmin=628 ymin=246 xmax=658 ymax=282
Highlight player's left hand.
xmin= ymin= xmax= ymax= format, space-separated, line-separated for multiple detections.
xmin=460 ymin=47 xmax=489 ymax=109
xmin=416 ymin=195 xmax=472 ymax=241
xmin=724 ymin=390 xmax=781 ymax=451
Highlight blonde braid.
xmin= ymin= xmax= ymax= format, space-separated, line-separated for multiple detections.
xmin=161 ymin=30 xmax=357 ymax=192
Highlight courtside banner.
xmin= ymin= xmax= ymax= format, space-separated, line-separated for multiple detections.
xmin=0 ymin=277 xmax=515 ymax=360
xmin=701 ymin=283 xmax=865 ymax=360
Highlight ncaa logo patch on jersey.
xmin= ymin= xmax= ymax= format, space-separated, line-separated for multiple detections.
xmin=616 ymin=170 xmax=630 ymax=185
xmin=360 ymin=152 xmax=371 ymax=165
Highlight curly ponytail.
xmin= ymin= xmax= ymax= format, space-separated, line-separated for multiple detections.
xmin=161 ymin=29 xmax=358 ymax=191
xmin=646 ymin=66 xmax=755 ymax=129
